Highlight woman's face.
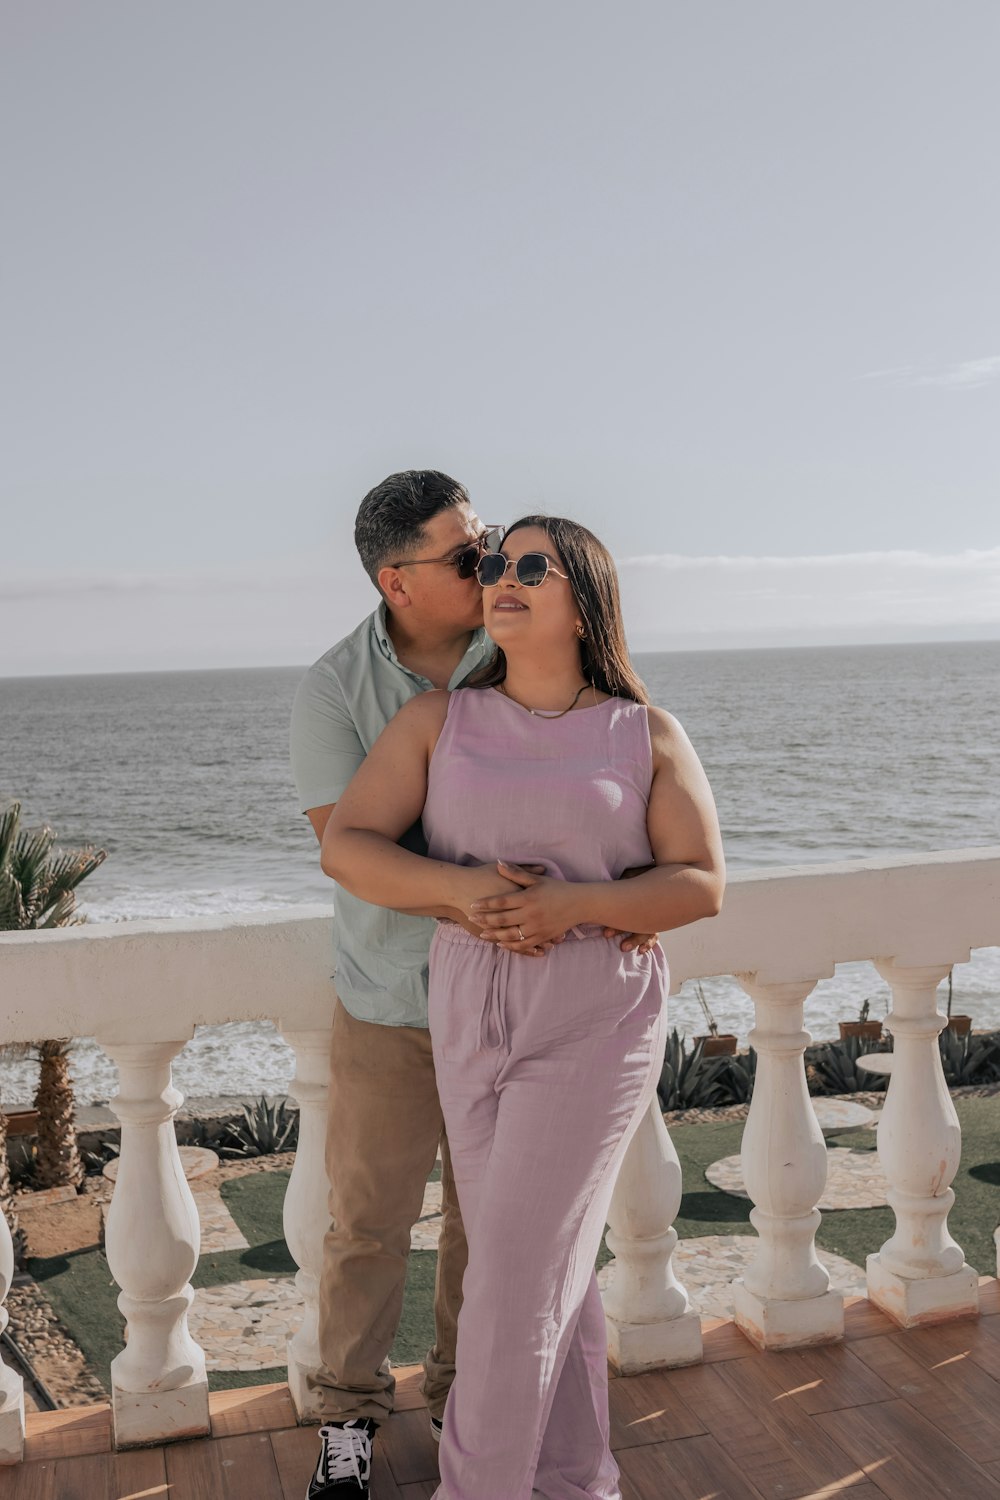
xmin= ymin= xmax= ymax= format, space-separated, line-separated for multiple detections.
xmin=483 ymin=525 xmax=584 ymax=657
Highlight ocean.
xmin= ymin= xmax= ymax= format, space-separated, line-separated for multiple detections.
xmin=2 ymin=641 xmax=998 ymax=1106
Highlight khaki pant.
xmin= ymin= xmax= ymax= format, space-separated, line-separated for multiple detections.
xmin=308 ymin=997 xmax=468 ymax=1423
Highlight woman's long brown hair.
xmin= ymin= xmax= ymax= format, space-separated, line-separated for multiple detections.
xmin=468 ymin=515 xmax=650 ymax=705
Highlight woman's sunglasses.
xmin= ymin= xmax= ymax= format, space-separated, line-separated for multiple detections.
xmin=476 ymin=552 xmax=571 ymax=588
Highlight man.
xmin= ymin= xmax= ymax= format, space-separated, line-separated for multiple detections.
xmin=290 ymin=470 xmax=504 ymax=1499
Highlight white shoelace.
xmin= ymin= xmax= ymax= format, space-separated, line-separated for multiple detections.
xmin=316 ymin=1423 xmax=372 ymax=1486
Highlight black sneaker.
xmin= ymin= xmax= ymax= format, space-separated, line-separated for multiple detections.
xmin=429 ymin=1414 xmax=443 ymax=1443
xmin=306 ymin=1420 xmax=377 ymax=1498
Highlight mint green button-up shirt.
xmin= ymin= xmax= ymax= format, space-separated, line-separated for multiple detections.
xmin=290 ymin=604 xmax=492 ymax=1029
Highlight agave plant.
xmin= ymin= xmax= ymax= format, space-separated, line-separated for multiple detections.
xmin=938 ymin=1027 xmax=1000 ymax=1089
xmin=0 ymin=800 xmax=107 ymax=1191
xmin=219 ymin=1096 xmax=299 ymax=1158
xmin=657 ymin=1029 xmax=731 ymax=1112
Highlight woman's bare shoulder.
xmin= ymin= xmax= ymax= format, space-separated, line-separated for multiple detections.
xmin=644 ymin=705 xmax=695 ymax=765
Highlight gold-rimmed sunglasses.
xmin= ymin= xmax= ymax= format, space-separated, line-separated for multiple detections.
xmin=475 ymin=551 xmax=571 ymax=588
xmin=389 ymin=526 xmax=504 ymax=580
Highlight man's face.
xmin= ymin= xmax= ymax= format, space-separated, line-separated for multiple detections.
xmin=385 ymin=503 xmax=494 ymax=632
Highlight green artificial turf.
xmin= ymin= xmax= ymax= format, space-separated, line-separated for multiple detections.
xmin=29 ymin=1095 xmax=1000 ymax=1396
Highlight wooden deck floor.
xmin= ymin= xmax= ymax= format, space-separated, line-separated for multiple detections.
xmin=4 ymin=1289 xmax=1000 ymax=1499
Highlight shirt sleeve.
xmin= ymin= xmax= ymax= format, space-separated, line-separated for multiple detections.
xmin=289 ymin=661 xmax=365 ymax=814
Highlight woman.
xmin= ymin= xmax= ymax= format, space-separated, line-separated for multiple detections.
xmin=323 ymin=516 xmax=724 ymax=1500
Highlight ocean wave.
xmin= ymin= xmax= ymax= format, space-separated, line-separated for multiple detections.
xmin=80 ymin=886 xmax=333 ymax=923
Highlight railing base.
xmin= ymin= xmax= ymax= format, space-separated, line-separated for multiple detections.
xmin=605 ymin=1309 xmax=703 ymax=1375
xmin=111 ymin=1379 xmax=210 ymax=1450
xmin=0 ymin=1393 xmax=26 ymax=1466
xmin=733 ymin=1281 xmax=844 ymax=1350
xmin=287 ymin=1352 xmax=326 ymax=1424
xmin=866 ymin=1255 xmax=979 ymax=1329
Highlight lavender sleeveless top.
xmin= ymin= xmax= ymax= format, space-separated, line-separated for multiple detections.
xmin=423 ymin=688 xmax=655 ymax=882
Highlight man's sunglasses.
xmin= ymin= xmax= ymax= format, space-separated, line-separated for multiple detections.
xmin=475 ymin=552 xmax=571 ymax=588
xmin=389 ymin=527 xmax=504 ymax=580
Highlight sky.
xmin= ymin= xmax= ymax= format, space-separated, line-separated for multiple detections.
xmin=1 ymin=2 xmax=998 ymax=676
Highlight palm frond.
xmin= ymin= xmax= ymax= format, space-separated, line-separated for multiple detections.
xmin=0 ymin=801 xmax=22 ymax=867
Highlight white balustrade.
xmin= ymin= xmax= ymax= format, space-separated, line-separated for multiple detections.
xmin=866 ymin=960 xmax=979 ymax=1327
xmin=99 ymin=1040 xmax=210 ymax=1449
xmin=603 ymin=1099 xmax=702 ymax=1373
xmin=0 ymin=857 xmax=997 ymax=1459
xmin=731 ymin=978 xmax=844 ymax=1349
xmin=279 ymin=1026 xmax=334 ymax=1421
xmin=0 ymin=1203 xmax=25 ymax=1464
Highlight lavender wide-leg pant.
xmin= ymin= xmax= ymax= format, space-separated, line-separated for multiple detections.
xmin=427 ymin=924 xmax=668 ymax=1500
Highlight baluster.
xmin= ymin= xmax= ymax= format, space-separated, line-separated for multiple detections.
xmin=280 ymin=1026 xmax=333 ymax=1421
xmin=99 ymin=1040 xmax=209 ymax=1448
xmin=0 ymin=1202 xmax=25 ymax=1464
xmin=867 ymin=960 xmax=978 ymax=1326
xmin=602 ymin=1099 xmax=702 ymax=1372
xmin=732 ymin=977 xmax=844 ymax=1349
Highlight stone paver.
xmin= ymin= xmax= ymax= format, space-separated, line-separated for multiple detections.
xmin=103 ymin=1145 xmax=220 ymax=1182
xmin=190 ymin=1181 xmax=250 ymax=1253
xmin=810 ymin=1098 xmax=875 ymax=1132
xmin=599 ymin=1236 xmax=868 ymax=1321
xmin=705 ymin=1146 xmax=889 ymax=1210
xmin=190 ymin=1278 xmax=301 ymax=1370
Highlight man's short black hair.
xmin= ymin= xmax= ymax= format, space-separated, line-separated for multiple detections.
xmin=354 ymin=469 xmax=470 ymax=586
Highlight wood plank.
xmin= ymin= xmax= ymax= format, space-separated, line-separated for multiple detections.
xmin=608 ymin=1365 xmax=705 ymax=1451
xmin=379 ymin=1408 xmax=440 ymax=1487
xmin=0 ymin=1459 xmax=56 ymax=1500
xmin=397 ymin=1485 xmax=438 ymax=1499
xmin=618 ymin=1432 xmax=767 ymax=1499
xmin=22 ymin=1406 xmax=111 ymax=1463
xmin=217 ymin=1432 xmax=285 ymax=1499
xmin=816 ymin=1397 xmax=1000 ymax=1500
xmin=209 ymin=1382 xmax=297 ymax=1437
xmin=843 ymin=1297 xmax=897 ymax=1342
xmin=775 ymin=1344 xmax=896 ymax=1415
xmin=392 ymin=1364 xmax=431 ymax=1413
xmin=978 ymin=1277 xmax=1000 ymax=1316
xmin=850 ymin=1332 xmax=1000 ymax=1464
xmin=270 ymin=1427 xmax=326 ymax=1500
xmin=51 ymin=1447 xmax=168 ymax=1500
xmin=660 ymin=1358 xmax=863 ymax=1499
xmin=164 ymin=1431 xmax=284 ymax=1500
xmin=715 ymin=1356 xmax=870 ymax=1492
xmin=902 ymin=1315 xmax=1000 ymax=1384
xmin=701 ymin=1315 xmax=759 ymax=1362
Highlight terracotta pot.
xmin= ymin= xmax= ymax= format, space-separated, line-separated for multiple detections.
xmin=696 ymin=1033 xmax=738 ymax=1058
xmin=4 ymin=1108 xmax=40 ymax=1137
xmin=947 ymin=1015 xmax=972 ymax=1036
xmin=838 ymin=1020 xmax=883 ymax=1042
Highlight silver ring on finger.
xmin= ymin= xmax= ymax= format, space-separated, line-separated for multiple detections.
xmin=517 ymin=926 xmax=525 ymax=942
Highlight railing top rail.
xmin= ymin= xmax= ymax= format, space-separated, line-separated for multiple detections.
xmin=1 ymin=849 xmax=998 ymax=1041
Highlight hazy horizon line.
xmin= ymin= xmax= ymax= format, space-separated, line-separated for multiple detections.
xmin=3 ymin=630 xmax=998 ymax=682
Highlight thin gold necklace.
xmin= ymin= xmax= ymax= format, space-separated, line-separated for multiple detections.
xmin=498 ymin=681 xmax=592 ymax=719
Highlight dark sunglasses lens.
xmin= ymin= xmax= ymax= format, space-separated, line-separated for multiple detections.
xmin=454 ymin=544 xmax=480 ymax=578
xmin=476 ymin=553 xmax=506 ymax=586
xmin=516 ymin=554 xmax=549 ymax=586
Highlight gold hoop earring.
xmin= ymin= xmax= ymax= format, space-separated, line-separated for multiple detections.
xmin=576 ymin=623 xmax=587 ymax=640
